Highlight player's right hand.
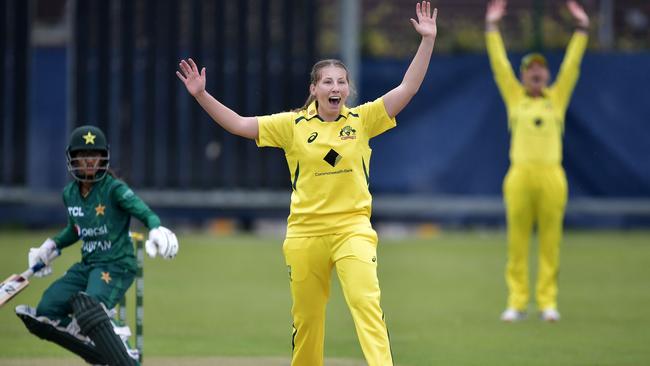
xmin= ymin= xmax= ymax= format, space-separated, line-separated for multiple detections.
xmin=176 ymin=58 xmax=206 ymax=97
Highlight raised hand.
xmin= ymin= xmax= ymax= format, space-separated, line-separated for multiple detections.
xmin=410 ymin=1 xmax=437 ymax=40
xmin=567 ymin=0 xmax=589 ymax=28
xmin=176 ymin=58 xmax=206 ymax=97
xmin=486 ymin=0 xmax=507 ymax=27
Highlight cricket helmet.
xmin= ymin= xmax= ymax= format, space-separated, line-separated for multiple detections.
xmin=66 ymin=125 xmax=110 ymax=182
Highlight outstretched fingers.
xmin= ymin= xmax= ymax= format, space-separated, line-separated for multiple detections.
xmin=416 ymin=1 xmax=431 ymax=20
xmin=176 ymin=61 xmax=188 ymax=82
xmin=410 ymin=1 xmax=437 ymax=38
xmin=175 ymin=70 xmax=185 ymax=82
xmin=419 ymin=1 xmax=436 ymax=22
xmin=178 ymin=59 xmax=191 ymax=78
xmin=188 ymin=58 xmax=199 ymax=73
xmin=176 ymin=58 xmax=207 ymax=97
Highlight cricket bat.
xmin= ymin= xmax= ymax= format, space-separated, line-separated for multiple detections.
xmin=0 ymin=250 xmax=59 ymax=308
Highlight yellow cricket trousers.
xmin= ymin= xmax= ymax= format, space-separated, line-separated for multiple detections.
xmin=283 ymin=228 xmax=393 ymax=366
xmin=503 ymin=163 xmax=568 ymax=311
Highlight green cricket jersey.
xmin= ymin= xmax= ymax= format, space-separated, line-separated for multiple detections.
xmin=52 ymin=174 xmax=160 ymax=271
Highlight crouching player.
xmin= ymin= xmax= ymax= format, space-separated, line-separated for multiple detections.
xmin=15 ymin=125 xmax=179 ymax=365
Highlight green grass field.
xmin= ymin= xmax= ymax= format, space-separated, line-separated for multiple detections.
xmin=1 ymin=229 xmax=649 ymax=366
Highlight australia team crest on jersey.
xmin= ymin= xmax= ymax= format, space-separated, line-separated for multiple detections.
xmin=339 ymin=125 xmax=356 ymax=140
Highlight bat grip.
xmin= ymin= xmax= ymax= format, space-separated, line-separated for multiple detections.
xmin=31 ymin=261 xmax=47 ymax=273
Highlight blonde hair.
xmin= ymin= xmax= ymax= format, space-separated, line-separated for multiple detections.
xmin=293 ymin=59 xmax=356 ymax=112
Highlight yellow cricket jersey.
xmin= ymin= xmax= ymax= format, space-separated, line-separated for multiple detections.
xmin=486 ymin=31 xmax=588 ymax=165
xmin=257 ymin=98 xmax=396 ymax=237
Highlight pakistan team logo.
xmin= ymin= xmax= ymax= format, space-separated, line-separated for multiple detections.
xmin=339 ymin=125 xmax=356 ymax=140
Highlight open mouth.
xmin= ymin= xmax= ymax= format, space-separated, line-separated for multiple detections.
xmin=328 ymin=96 xmax=341 ymax=107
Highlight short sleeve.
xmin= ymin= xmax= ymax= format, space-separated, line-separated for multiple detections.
xmin=357 ymin=98 xmax=397 ymax=138
xmin=256 ymin=112 xmax=295 ymax=149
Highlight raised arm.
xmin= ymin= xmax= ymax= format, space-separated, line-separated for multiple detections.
xmin=382 ymin=1 xmax=437 ymax=118
xmin=485 ymin=0 xmax=521 ymax=105
xmin=176 ymin=58 xmax=259 ymax=140
xmin=551 ymin=1 xmax=589 ymax=110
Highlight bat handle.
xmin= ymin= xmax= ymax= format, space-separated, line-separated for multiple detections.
xmin=30 ymin=261 xmax=47 ymax=273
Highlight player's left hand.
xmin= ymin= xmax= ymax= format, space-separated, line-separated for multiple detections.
xmin=146 ymin=226 xmax=179 ymax=259
xmin=410 ymin=1 xmax=438 ymax=40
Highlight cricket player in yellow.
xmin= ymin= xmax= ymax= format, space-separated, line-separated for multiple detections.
xmin=177 ymin=2 xmax=437 ymax=364
xmin=485 ymin=0 xmax=589 ymax=322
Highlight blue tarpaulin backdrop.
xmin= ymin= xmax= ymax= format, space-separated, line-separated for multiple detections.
xmin=363 ymin=53 xmax=650 ymax=198
xmin=25 ymin=49 xmax=650 ymax=199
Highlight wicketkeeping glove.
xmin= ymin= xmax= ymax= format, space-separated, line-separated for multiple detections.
xmin=145 ymin=226 xmax=179 ymax=259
